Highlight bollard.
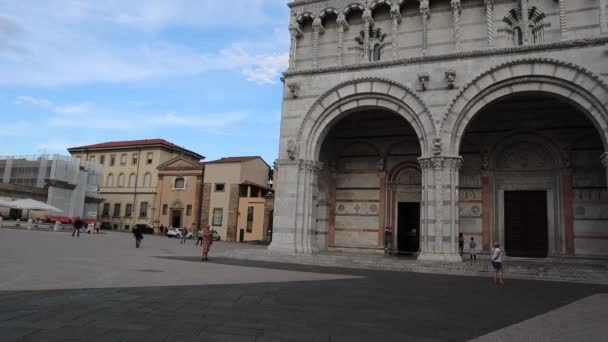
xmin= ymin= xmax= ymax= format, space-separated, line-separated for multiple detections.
xmin=27 ymin=219 xmax=33 ymax=230
xmin=0 ymin=216 xmax=3 ymax=228
xmin=53 ymin=221 xmax=60 ymax=232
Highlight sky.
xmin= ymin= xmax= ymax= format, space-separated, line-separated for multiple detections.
xmin=0 ymin=0 xmax=290 ymax=164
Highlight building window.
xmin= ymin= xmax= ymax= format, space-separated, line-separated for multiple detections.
xmin=132 ymin=153 xmax=139 ymax=165
xmin=110 ymin=155 xmax=116 ymax=166
xmin=89 ymin=156 xmax=96 ymax=164
xmin=106 ymin=173 xmax=114 ymax=187
xmin=143 ymin=173 xmax=152 ymax=187
xmin=102 ymin=203 xmax=110 ymax=216
xmin=125 ymin=204 xmax=133 ymax=217
xmin=212 ymin=208 xmax=223 ymax=226
xmin=146 ymin=152 xmax=153 ymax=164
xmin=162 ymin=204 xmax=168 ymax=215
xmin=246 ymin=206 xmax=254 ymax=233
xmin=502 ymin=7 xmax=547 ymax=46
xmin=120 ymin=154 xmax=127 ymax=165
xmin=372 ymin=44 xmax=381 ymax=62
xmin=214 ymin=183 xmax=225 ymax=192
xmin=139 ymin=202 xmax=148 ymax=218
xmin=129 ymin=173 xmax=136 ymax=187
xmin=174 ymin=177 xmax=185 ymax=189
xmin=113 ymin=203 xmax=121 ymax=218
xmin=186 ymin=205 xmax=192 ymax=216
xmin=117 ymin=173 xmax=125 ymax=187
xmin=100 ymin=155 xmax=105 ymax=165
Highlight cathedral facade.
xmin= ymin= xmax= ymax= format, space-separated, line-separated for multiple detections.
xmin=270 ymin=0 xmax=608 ymax=260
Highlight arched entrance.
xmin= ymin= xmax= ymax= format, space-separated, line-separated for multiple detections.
xmin=318 ymin=109 xmax=422 ymax=252
xmin=458 ymin=93 xmax=606 ymax=257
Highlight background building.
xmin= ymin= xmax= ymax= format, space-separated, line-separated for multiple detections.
xmin=201 ymin=156 xmax=271 ymax=241
xmin=237 ymin=181 xmax=274 ymax=242
xmin=0 ymin=154 xmax=102 ymax=220
xmin=271 ymin=0 xmax=608 ymax=259
xmin=68 ymin=139 xmax=203 ymax=230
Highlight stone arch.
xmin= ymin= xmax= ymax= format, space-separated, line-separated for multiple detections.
xmin=296 ymin=12 xmax=315 ymax=24
xmin=295 ymin=78 xmax=434 ymax=161
xmin=343 ymin=3 xmax=365 ymax=17
xmin=388 ymin=161 xmax=421 ymax=184
xmin=371 ymin=0 xmax=393 ymax=11
xmin=443 ymin=58 xmax=608 ymax=155
xmin=488 ymin=131 xmax=565 ymax=171
xmin=318 ymin=7 xmax=339 ymax=20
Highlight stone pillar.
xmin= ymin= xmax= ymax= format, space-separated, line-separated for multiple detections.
xmin=451 ymin=0 xmax=462 ymax=51
xmin=420 ymin=0 xmax=430 ymax=56
xmin=562 ymin=171 xmax=574 ymax=255
xmin=362 ymin=7 xmax=374 ymax=62
xmin=2 ymin=158 xmax=12 ymax=183
xmin=378 ymin=172 xmax=387 ymax=246
xmin=520 ymin=0 xmax=530 ymax=44
xmin=558 ymin=0 xmax=569 ymax=40
xmin=481 ymin=173 xmax=492 ymax=251
xmin=484 ymin=0 xmax=495 ymax=47
xmin=268 ymin=159 xmax=323 ymax=254
xmin=418 ymin=156 xmax=463 ymax=262
xmin=602 ymin=153 xmax=608 ymax=189
xmin=390 ymin=3 xmax=401 ymax=59
xmin=601 ymin=0 xmax=608 ymax=34
xmin=336 ymin=13 xmax=349 ymax=66
xmin=288 ymin=24 xmax=302 ymax=69
xmin=312 ymin=17 xmax=324 ymax=68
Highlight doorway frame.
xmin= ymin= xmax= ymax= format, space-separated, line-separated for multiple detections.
xmin=396 ymin=201 xmax=421 ymax=253
xmin=170 ymin=208 xmax=183 ymax=228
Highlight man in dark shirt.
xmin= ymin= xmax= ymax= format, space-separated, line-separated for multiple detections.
xmin=72 ymin=217 xmax=84 ymax=237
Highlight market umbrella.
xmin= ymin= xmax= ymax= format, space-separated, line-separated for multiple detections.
xmin=10 ymin=198 xmax=63 ymax=219
xmin=0 ymin=199 xmax=17 ymax=208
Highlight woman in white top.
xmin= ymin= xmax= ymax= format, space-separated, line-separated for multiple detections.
xmin=491 ymin=243 xmax=504 ymax=285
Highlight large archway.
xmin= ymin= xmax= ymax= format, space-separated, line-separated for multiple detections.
xmin=458 ymin=92 xmax=607 ymax=257
xmin=317 ymin=108 xmax=422 ymax=252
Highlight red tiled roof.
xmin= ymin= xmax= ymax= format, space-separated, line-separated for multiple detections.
xmin=68 ymin=139 xmax=203 ymax=159
xmin=205 ymin=156 xmax=261 ymax=164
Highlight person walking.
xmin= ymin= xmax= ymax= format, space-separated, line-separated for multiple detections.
xmin=201 ymin=225 xmax=213 ymax=261
xmin=72 ymin=217 xmax=84 ymax=237
xmin=159 ymin=224 xmax=165 ymax=236
xmin=469 ymin=237 xmax=477 ymax=261
xmin=491 ymin=243 xmax=504 ymax=285
xmin=458 ymin=232 xmax=465 ymax=256
xmin=195 ymin=229 xmax=203 ymax=246
xmin=180 ymin=228 xmax=188 ymax=244
xmin=94 ymin=221 xmax=101 ymax=234
xmin=133 ymin=226 xmax=143 ymax=248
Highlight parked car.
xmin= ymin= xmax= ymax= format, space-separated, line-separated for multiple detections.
xmin=166 ymin=227 xmax=192 ymax=239
xmin=100 ymin=222 xmax=113 ymax=230
xmin=132 ymin=224 xmax=154 ymax=234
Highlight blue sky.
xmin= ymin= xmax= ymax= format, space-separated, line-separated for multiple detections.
xmin=0 ymin=0 xmax=290 ymax=164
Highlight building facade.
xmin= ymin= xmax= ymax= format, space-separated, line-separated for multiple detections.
xmin=201 ymin=157 xmax=271 ymax=241
xmin=237 ymin=181 xmax=275 ymax=242
xmin=271 ymin=0 xmax=608 ymax=260
xmin=0 ymin=154 xmax=102 ymax=220
xmin=68 ymin=139 xmax=203 ymax=230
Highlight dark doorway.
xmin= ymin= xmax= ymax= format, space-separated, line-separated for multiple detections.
xmin=397 ymin=202 xmax=420 ymax=253
xmin=171 ymin=209 xmax=182 ymax=228
xmin=505 ymin=191 xmax=548 ymax=258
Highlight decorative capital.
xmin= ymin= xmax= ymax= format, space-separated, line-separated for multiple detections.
xmin=390 ymin=3 xmax=402 ymax=23
xmin=337 ymin=12 xmax=349 ymax=30
xmin=312 ymin=17 xmax=325 ymax=33
xmin=289 ymin=24 xmax=302 ymax=38
xmin=299 ymin=160 xmax=324 ymax=174
xmin=451 ymin=0 xmax=461 ymax=12
xmin=418 ymin=156 xmax=463 ymax=171
xmin=484 ymin=0 xmax=494 ymax=8
xmin=601 ymin=152 xmax=608 ymax=168
xmin=420 ymin=0 xmax=430 ymax=16
xmin=418 ymin=72 xmax=430 ymax=91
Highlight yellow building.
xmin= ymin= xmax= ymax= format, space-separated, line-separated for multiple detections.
xmin=236 ymin=181 xmax=274 ymax=242
xmin=68 ymin=139 xmax=203 ymax=230
xmin=202 ymin=156 xmax=270 ymax=241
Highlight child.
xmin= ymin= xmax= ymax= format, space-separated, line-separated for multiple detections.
xmin=469 ymin=237 xmax=477 ymax=261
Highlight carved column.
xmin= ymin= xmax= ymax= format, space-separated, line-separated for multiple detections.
xmin=602 ymin=153 xmax=608 ymax=190
xmin=481 ymin=171 xmax=492 ymax=251
xmin=312 ymin=17 xmax=324 ymax=68
xmin=562 ymin=169 xmax=574 ymax=255
xmin=390 ymin=3 xmax=401 ymax=59
xmin=520 ymin=0 xmax=530 ymax=44
xmin=337 ymin=13 xmax=349 ymax=66
xmin=268 ymin=159 xmax=323 ymax=254
xmin=451 ymin=0 xmax=462 ymax=51
xmin=558 ymin=0 xmax=569 ymax=40
xmin=601 ymin=0 xmax=608 ymax=34
xmin=485 ymin=0 xmax=495 ymax=47
xmin=418 ymin=156 xmax=463 ymax=262
xmin=363 ymin=7 xmax=374 ymax=62
xmin=289 ymin=24 xmax=302 ymax=69
xmin=420 ymin=0 xmax=430 ymax=56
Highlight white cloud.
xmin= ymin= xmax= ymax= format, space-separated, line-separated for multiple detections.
xmin=16 ymin=96 xmax=52 ymax=107
xmin=242 ymin=53 xmax=289 ymax=85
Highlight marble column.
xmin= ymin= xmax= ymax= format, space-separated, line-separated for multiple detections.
xmin=268 ymin=159 xmax=323 ymax=254
xmin=484 ymin=0 xmax=495 ymax=47
xmin=312 ymin=17 xmax=324 ymax=68
xmin=337 ymin=13 xmax=349 ymax=66
xmin=481 ymin=172 xmax=492 ymax=251
xmin=420 ymin=0 xmax=430 ymax=56
xmin=520 ymin=0 xmax=530 ymax=44
xmin=390 ymin=3 xmax=401 ymax=59
xmin=601 ymin=0 xmax=608 ymax=34
xmin=289 ymin=24 xmax=302 ymax=69
xmin=558 ymin=0 xmax=569 ymax=40
xmin=451 ymin=0 xmax=462 ymax=51
xmin=602 ymin=153 xmax=608 ymax=190
xmin=562 ymin=170 xmax=574 ymax=255
xmin=362 ymin=7 xmax=374 ymax=62
xmin=418 ymin=156 xmax=463 ymax=262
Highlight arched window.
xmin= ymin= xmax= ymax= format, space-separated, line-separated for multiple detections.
xmin=174 ymin=177 xmax=185 ymax=189
xmin=117 ymin=173 xmax=125 ymax=187
xmin=143 ymin=173 xmax=152 ymax=187
xmin=514 ymin=27 xmax=523 ymax=45
xmin=106 ymin=173 xmax=114 ymax=187
xmin=128 ymin=173 xmax=136 ymax=187
xmin=372 ymin=44 xmax=381 ymax=62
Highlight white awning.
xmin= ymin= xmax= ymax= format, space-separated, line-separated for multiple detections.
xmin=9 ymin=199 xmax=63 ymax=212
